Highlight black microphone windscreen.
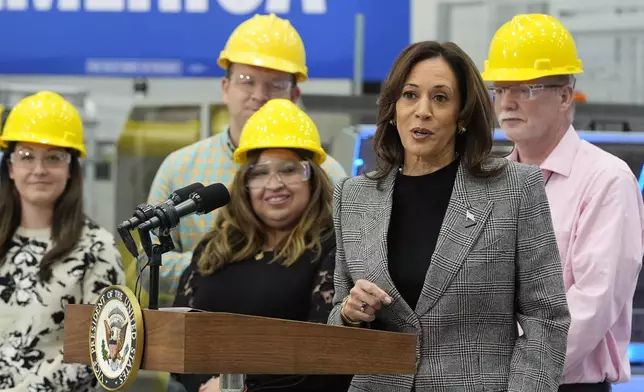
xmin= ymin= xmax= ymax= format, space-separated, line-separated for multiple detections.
xmin=172 ymin=182 xmax=204 ymax=203
xmin=194 ymin=183 xmax=230 ymax=214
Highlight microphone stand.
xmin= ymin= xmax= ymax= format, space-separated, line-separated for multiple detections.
xmin=140 ymin=228 xmax=246 ymax=391
xmin=139 ymin=227 xmax=175 ymax=310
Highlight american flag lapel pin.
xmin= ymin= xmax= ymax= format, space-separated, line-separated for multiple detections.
xmin=465 ymin=210 xmax=476 ymax=227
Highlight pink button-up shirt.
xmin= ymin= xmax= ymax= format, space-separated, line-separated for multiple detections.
xmin=509 ymin=126 xmax=644 ymax=384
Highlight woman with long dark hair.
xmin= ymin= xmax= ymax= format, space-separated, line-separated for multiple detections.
xmin=0 ymin=91 xmax=124 ymax=391
xmin=172 ymin=99 xmax=351 ymax=392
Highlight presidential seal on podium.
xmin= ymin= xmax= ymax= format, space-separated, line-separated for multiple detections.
xmin=89 ymin=285 xmax=144 ymax=391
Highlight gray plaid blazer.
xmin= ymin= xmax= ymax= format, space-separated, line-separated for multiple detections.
xmin=328 ymin=158 xmax=570 ymax=392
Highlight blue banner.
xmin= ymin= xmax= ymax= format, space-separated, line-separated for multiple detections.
xmin=0 ymin=0 xmax=410 ymax=80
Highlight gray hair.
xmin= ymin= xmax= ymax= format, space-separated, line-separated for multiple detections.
xmin=551 ymin=74 xmax=577 ymax=122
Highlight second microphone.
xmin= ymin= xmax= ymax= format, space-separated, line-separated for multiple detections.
xmin=138 ymin=183 xmax=231 ymax=235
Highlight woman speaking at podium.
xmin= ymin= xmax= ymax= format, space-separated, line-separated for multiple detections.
xmin=328 ymin=41 xmax=571 ymax=392
xmin=0 ymin=91 xmax=124 ymax=391
xmin=172 ymin=99 xmax=351 ymax=392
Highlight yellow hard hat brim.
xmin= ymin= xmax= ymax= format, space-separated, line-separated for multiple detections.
xmin=233 ymin=145 xmax=326 ymax=166
xmin=1 ymin=134 xmax=87 ymax=157
xmin=218 ymin=51 xmax=308 ymax=83
xmin=481 ymin=66 xmax=584 ymax=82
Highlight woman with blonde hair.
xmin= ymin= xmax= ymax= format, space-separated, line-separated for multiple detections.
xmin=0 ymin=91 xmax=124 ymax=391
xmin=172 ymin=98 xmax=351 ymax=392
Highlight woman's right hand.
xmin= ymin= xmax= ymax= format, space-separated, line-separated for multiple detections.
xmin=341 ymin=279 xmax=393 ymax=323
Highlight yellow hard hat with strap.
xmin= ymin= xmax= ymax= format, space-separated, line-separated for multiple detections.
xmin=233 ymin=99 xmax=325 ymax=165
xmin=1 ymin=91 xmax=86 ymax=157
xmin=481 ymin=14 xmax=583 ymax=82
xmin=218 ymin=13 xmax=308 ymax=82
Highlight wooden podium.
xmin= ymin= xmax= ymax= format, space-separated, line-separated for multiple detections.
xmin=63 ymin=304 xmax=416 ymax=377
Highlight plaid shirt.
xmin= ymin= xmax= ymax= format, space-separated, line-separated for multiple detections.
xmin=139 ymin=132 xmax=347 ymax=306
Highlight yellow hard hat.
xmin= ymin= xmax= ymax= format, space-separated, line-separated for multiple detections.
xmin=218 ymin=13 xmax=308 ymax=83
xmin=233 ymin=99 xmax=325 ymax=165
xmin=1 ymin=91 xmax=86 ymax=157
xmin=481 ymin=14 xmax=583 ymax=82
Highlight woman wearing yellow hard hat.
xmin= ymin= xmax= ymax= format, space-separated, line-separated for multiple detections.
xmin=0 ymin=91 xmax=124 ymax=391
xmin=171 ymin=99 xmax=351 ymax=392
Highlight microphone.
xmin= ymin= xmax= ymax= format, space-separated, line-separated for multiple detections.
xmin=117 ymin=182 xmax=204 ymax=232
xmin=117 ymin=182 xmax=204 ymax=257
xmin=167 ymin=182 xmax=205 ymax=205
xmin=138 ymin=183 xmax=230 ymax=234
xmin=139 ymin=183 xmax=229 ymax=310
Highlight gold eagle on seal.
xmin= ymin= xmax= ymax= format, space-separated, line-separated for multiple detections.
xmin=104 ymin=319 xmax=128 ymax=363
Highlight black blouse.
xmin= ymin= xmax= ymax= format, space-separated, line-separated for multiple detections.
xmin=387 ymin=158 xmax=459 ymax=310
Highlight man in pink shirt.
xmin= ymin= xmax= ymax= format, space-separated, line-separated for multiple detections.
xmin=482 ymin=14 xmax=644 ymax=392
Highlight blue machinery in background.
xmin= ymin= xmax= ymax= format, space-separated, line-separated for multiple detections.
xmin=351 ymin=125 xmax=644 ymax=193
xmin=350 ymin=124 xmax=644 ymax=365
xmin=630 ymin=342 xmax=644 ymax=365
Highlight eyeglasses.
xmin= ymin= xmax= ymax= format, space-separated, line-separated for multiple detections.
xmin=246 ymin=160 xmax=310 ymax=189
xmin=488 ymin=84 xmax=566 ymax=101
xmin=10 ymin=149 xmax=71 ymax=169
xmin=230 ymin=73 xmax=293 ymax=97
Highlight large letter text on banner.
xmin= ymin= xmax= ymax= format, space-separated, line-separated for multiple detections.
xmin=0 ymin=0 xmax=410 ymax=80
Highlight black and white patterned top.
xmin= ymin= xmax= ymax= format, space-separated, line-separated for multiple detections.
xmin=0 ymin=219 xmax=125 ymax=392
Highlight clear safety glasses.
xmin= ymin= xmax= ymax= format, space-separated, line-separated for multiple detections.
xmin=230 ymin=73 xmax=293 ymax=97
xmin=246 ymin=160 xmax=311 ymax=189
xmin=488 ymin=84 xmax=566 ymax=101
xmin=10 ymin=149 xmax=71 ymax=169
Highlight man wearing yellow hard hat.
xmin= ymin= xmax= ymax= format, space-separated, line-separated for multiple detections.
xmin=482 ymin=14 xmax=644 ymax=392
xmin=144 ymin=13 xmax=347 ymax=306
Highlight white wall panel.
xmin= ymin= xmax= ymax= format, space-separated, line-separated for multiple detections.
xmin=551 ymin=0 xmax=644 ymax=103
xmin=412 ymin=0 xmax=644 ymax=104
xmin=445 ymin=2 xmax=488 ymax=70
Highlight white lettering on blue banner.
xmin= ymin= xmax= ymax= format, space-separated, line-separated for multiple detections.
xmin=0 ymin=0 xmax=410 ymax=80
xmin=218 ymin=0 xmax=326 ymax=14
xmin=85 ymin=59 xmax=183 ymax=75
xmin=0 ymin=0 xmax=327 ymax=13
